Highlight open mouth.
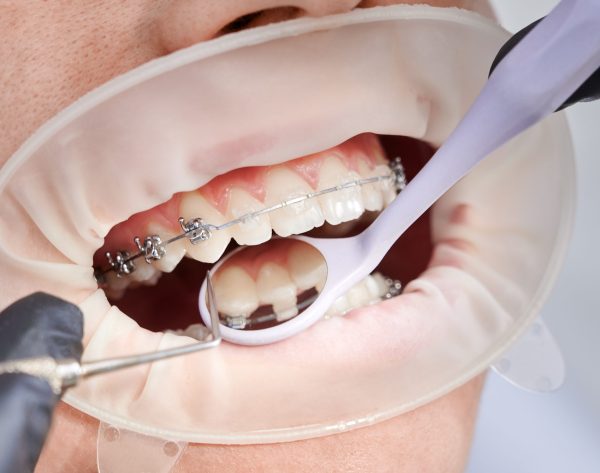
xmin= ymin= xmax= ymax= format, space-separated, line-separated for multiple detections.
xmin=0 ymin=4 xmax=575 ymax=447
xmin=94 ymin=133 xmax=434 ymax=337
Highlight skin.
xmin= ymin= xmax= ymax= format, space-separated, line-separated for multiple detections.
xmin=0 ymin=1 xmax=493 ymax=472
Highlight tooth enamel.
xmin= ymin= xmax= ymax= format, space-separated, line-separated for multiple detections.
xmin=256 ymin=262 xmax=298 ymax=321
xmin=317 ymin=157 xmax=365 ymax=225
xmin=104 ymin=272 xmax=131 ymax=300
xmin=365 ymin=273 xmax=387 ymax=298
xmin=346 ymin=281 xmax=372 ymax=309
xmin=129 ymin=259 xmax=161 ymax=283
xmin=214 ymin=266 xmax=260 ymax=318
xmin=325 ymin=294 xmax=350 ymax=318
xmin=146 ymin=224 xmax=186 ymax=273
xmin=167 ymin=323 xmax=211 ymax=341
xmin=356 ymin=160 xmax=385 ymax=211
xmin=264 ymin=167 xmax=324 ymax=237
xmin=323 ymin=273 xmax=390 ymax=318
xmin=179 ymin=193 xmax=231 ymax=263
xmin=374 ymin=164 xmax=397 ymax=205
xmin=227 ymin=188 xmax=272 ymax=245
xmin=287 ymin=242 xmax=327 ymax=293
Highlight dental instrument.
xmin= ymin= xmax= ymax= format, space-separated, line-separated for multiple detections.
xmin=198 ymin=0 xmax=600 ymax=345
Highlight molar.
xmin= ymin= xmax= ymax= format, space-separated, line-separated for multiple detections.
xmin=227 ymin=188 xmax=272 ymax=245
xmin=214 ymin=266 xmax=260 ymax=318
xmin=256 ymin=262 xmax=298 ymax=321
xmin=264 ymin=167 xmax=325 ymax=237
xmin=179 ymin=192 xmax=231 ymax=263
xmin=317 ymin=156 xmax=365 ymax=225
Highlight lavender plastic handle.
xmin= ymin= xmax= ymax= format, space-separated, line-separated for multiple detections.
xmin=362 ymin=0 xmax=600 ymax=263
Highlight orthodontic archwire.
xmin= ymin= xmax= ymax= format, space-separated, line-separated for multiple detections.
xmin=94 ymin=157 xmax=407 ymax=284
xmin=223 ymin=277 xmax=404 ymax=330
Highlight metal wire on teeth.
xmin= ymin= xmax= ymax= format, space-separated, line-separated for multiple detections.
xmin=223 ymin=277 xmax=403 ymax=329
xmin=94 ymin=157 xmax=407 ymax=284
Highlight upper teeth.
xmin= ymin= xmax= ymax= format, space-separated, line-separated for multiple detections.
xmin=96 ymin=155 xmax=405 ymax=290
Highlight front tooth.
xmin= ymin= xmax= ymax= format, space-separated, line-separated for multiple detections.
xmin=317 ymin=157 xmax=365 ymax=225
xmin=227 ymin=188 xmax=272 ymax=245
xmin=264 ymin=167 xmax=324 ymax=237
xmin=356 ymin=160 xmax=384 ymax=212
xmin=213 ymin=266 xmax=259 ymax=318
xmin=179 ymin=192 xmax=231 ymax=263
xmin=287 ymin=241 xmax=327 ymax=293
xmin=256 ymin=262 xmax=298 ymax=321
xmin=147 ymin=223 xmax=186 ymax=273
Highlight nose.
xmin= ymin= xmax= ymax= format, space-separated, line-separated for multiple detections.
xmin=158 ymin=0 xmax=362 ymax=53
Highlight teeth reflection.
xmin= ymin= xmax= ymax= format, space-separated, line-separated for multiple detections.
xmin=256 ymin=262 xmax=298 ymax=321
xmin=287 ymin=242 xmax=327 ymax=293
xmin=214 ymin=266 xmax=259 ymax=318
xmin=179 ymin=193 xmax=231 ymax=263
xmin=317 ymin=157 xmax=365 ymax=225
xmin=264 ymin=167 xmax=325 ymax=237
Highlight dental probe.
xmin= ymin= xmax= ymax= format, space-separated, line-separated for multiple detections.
xmin=94 ymin=158 xmax=407 ymax=282
xmin=199 ymin=0 xmax=600 ymax=345
xmin=0 ymin=274 xmax=221 ymax=394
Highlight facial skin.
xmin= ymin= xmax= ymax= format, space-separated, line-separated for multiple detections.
xmin=0 ymin=1 xmax=492 ymax=472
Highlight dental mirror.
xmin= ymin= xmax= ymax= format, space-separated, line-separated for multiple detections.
xmin=200 ymin=0 xmax=600 ymax=345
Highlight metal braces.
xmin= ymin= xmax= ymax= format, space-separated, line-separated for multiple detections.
xmin=223 ymin=277 xmax=403 ymax=329
xmin=95 ymin=157 xmax=407 ymax=284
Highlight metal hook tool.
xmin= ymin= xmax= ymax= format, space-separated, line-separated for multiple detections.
xmin=0 ymin=272 xmax=221 ymax=394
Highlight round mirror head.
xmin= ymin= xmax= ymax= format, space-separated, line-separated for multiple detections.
xmin=209 ymin=239 xmax=327 ymax=331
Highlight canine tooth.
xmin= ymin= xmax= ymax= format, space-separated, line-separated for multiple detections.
xmin=365 ymin=273 xmax=387 ymax=299
xmin=356 ymin=160 xmax=384 ymax=211
xmin=214 ymin=266 xmax=259 ymax=318
xmin=256 ymin=262 xmax=298 ymax=321
xmin=147 ymin=224 xmax=186 ymax=273
xmin=317 ymin=157 xmax=365 ymax=225
xmin=264 ymin=167 xmax=324 ymax=237
xmin=287 ymin=242 xmax=327 ymax=293
xmin=179 ymin=193 xmax=231 ymax=263
xmin=227 ymin=188 xmax=272 ymax=245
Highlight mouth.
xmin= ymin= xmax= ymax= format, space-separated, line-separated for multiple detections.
xmin=0 ymin=4 xmax=575 ymax=446
xmin=94 ymin=133 xmax=433 ymax=336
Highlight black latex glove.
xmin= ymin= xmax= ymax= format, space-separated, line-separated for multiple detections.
xmin=0 ymin=293 xmax=83 ymax=473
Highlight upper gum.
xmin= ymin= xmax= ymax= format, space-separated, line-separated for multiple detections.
xmin=97 ymin=133 xmax=385 ymax=255
xmin=194 ymin=132 xmax=383 ymax=214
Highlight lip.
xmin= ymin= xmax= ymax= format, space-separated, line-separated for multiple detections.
xmin=0 ymin=5 xmax=576 ymax=444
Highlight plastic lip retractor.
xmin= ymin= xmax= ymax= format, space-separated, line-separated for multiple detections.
xmin=200 ymin=0 xmax=600 ymax=346
xmin=0 ymin=274 xmax=221 ymax=394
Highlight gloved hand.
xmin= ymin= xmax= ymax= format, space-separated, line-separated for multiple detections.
xmin=0 ymin=293 xmax=83 ymax=473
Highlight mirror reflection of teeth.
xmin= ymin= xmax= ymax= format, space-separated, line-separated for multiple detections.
xmin=95 ymin=156 xmax=406 ymax=285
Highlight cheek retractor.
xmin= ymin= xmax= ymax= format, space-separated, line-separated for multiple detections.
xmin=199 ymin=0 xmax=600 ymax=346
